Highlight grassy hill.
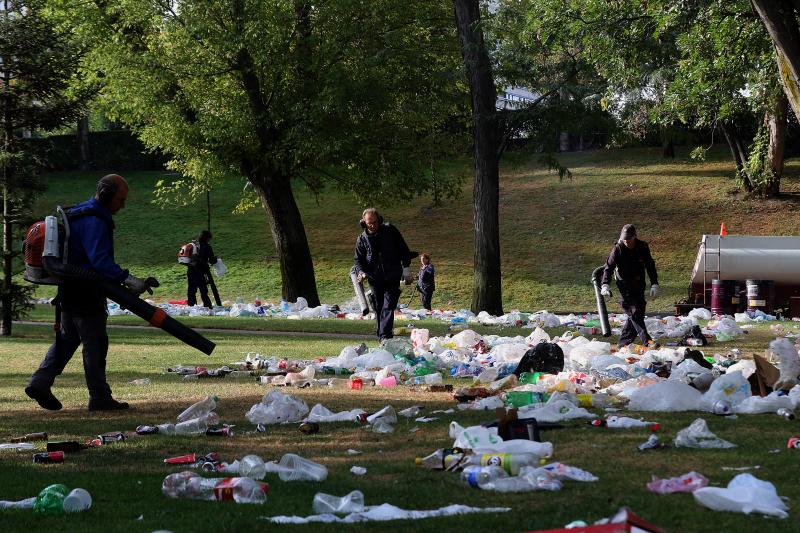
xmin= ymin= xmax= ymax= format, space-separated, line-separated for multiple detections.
xmin=25 ymin=146 xmax=800 ymax=312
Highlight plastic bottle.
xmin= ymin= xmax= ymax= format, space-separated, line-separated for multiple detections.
xmin=239 ymin=455 xmax=267 ymax=480
xmin=254 ymin=296 xmax=262 ymax=307
xmin=161 ymin=471 xmax=267 ymax=503
xmin=10 ymin=432 xmax=47 ymax=443
xmin=174 ymin=417 xmax=208 ymax=435
xmin=33 ymin=451 xmax=64 ymax=463
xmin=712 ymin=400 xmax=732 ymax=416
xmin=414 ymin=448 xmax=465 ymax=470
xmin=576 ymin=393 xmax=611 ymax=408
xmin=177 ymin=395 xmax=218 ymax=423
xmin=777 ymin=408 xmax=795 ymax=420
xmin=33 ymin=484 xmax=69 ymax=514
xmin=462 ymin=452 xmax=537 ymax=475
xmin=312 ymin=490 xmax=365 ymax=514
xmin=424 ymin=372 xmax=443 ymax=384
xmin=460 ymin=465 xmax=509 ymax=488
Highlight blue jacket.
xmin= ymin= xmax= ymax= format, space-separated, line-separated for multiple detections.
xmin=67 ymin=198 xmax=128 ymax=282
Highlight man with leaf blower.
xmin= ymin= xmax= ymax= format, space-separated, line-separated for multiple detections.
xmin=25 ymin=174 xmax=157 ymax=411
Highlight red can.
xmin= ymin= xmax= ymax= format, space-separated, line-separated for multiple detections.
xmin=33 ymin=451 xmax=64 ymax=463
xmin=788 ymin=436 xmax=800 ymax=449
xmin=350 ymin=377 xmax=363 ymax=390
xmin=206 ymin=427 xmax=233 ymax=437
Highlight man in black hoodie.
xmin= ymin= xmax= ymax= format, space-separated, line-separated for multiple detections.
xmin=353 ymin=208 xmax=413 ymax=341
xmin=601 ymin=224 xmax=660 ymax=349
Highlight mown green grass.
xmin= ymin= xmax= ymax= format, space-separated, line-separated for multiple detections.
xmin=0 ymin=322 xmax=798 ymax=532
xmin=22 ymin=146 xmax=800 ymax=312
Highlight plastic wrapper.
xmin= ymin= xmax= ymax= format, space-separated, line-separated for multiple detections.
xmin=674 ymin=418 xmax=736 ymax=449
xmin=647 ymin=471 xmax=709 ymax=494
xmin=693 ymin=474 xmax=788 ymax=518
xmin=305 ymin=404 xmax=365 ymax=423
xmin=517 ymin=399 xmax=596 ymax=423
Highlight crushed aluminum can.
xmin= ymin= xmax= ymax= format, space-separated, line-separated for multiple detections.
xmin=99 ymin=431 xmax=125 ymax=444
xmin=787 ymin=436 xmax=800 ymax=449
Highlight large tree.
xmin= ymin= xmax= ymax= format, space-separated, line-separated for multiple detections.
xmin=752 ymin=0 xmax=800 ymax=120
xmin=1 ymin=0 xmax=88 ymax=335
xmin=56 ymin=0 xmax=465 ymax=307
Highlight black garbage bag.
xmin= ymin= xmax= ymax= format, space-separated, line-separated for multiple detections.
xmin=513 ymin=342 xmax=564 ymax=377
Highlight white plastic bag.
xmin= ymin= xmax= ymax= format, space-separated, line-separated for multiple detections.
xmin=517 ymin=399 xmax=596 ymax=423
xmin=699 ymin=371 xmax=751 ymax=412
xmin=305 ymin=404 xmax=365 ymax=423
xmin=733 ymin=391 xmax=794 ymax=414
xmin=769 ymin=337 xmax=800 ymax=390
xmin=245 ymin=390 xmax=309 ymax=425
xmin=628 ymin=381 xmax=702 ymax=412
xmin=688 ymin=308 xmax=712 ymax=320
xmin=693 ymin=474 xmax=788 ymax=518
xmin=212 ymin=258 xmax=227 ymax=277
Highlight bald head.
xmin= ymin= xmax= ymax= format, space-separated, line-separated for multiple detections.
xmin=96 ymin=174 xmax=129 ymax=214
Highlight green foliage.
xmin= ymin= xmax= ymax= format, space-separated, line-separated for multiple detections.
xmin=51 ymin=0 xmax=468 ymax=206
xmin=740 ymin=124 xmax=777 ymax=195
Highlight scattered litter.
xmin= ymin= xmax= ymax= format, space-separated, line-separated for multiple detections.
xmin=721 ymin=466 xmax=761 ymax=471
xmin=346 ymin=449 xmax=362 ymax=455
xmin=415 ymin=417 xmax=438 ymax=423
xmin=350 ymin=466 xmax=367 ymax=476
xmin=313 ymin=491 xmax=364 ymax=514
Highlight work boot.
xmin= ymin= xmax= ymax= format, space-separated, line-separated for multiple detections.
xmin=25 ymin=385 xmax=63 ymax=411
xmin=88 ymin=398 xmax=130 ymax=411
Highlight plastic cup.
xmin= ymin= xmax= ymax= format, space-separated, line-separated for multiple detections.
xmin=278 ymin=453 xmax=328 ymax=481
xmin=62 ymin=488 xmax=92 ymax=513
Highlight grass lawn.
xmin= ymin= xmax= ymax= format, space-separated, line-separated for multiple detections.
xmin=0 ymin=322 xmax=798 ymax=532
xmin=22 ymin=146 xmax=800 ymax=313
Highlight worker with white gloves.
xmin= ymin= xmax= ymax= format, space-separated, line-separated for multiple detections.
xmin=601 ymin=224 xmax=660 ymax=349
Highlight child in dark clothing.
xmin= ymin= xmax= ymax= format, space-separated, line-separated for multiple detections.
xmin=417 ymin=253 xmax=435 ymax=311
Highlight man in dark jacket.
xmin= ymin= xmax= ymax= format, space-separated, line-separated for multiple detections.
xmin=26 ymin=174 xmax=152 ymax=411
xmin=354 ymin=208 xmax=413 ymax=341
xmin=187 ymin=230 xmax=218 ymax=308
xmin=417 ymin=253 xmax=435 ymax=311
xmin=601 ymin=224 xmax=660 ymax=349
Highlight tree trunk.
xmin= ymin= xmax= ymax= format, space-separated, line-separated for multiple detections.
xmin=2 ymin=18 xmax=12 ymax=336
xmin=251 ymin=172 xmax=320 ymax=307
xmin=661 ymin=129 xmax=675 ymax=159
xmin=719 ymin=123 xmax=753 ymax=192
xmin=77 ymin=115 xmax=91 ymax=171
xmin=752 ymin=0 xmax=800 ymax=119
xmin=765 ymin=92 xmax=788 ymax=197
xmin=454 ymin=0 xmax=503 ymax=315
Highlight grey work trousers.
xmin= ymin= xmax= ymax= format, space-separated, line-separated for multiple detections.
xmin=28 ymin=312 xmax=112 ymax=400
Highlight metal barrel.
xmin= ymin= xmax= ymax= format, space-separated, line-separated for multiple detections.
xmin=590 ymin=265 xmax=612 ymax=337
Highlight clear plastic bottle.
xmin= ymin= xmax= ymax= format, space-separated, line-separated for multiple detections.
xmin=414 ymin=448 xmax=465 ymax=470
xmin=174 ymin=417 xmax=208 ymax=435
xmin=161 ymin=471 xmax=267 ymax=503
xmin=462 ymin=452 xmax=537 ymax=475
xmin=176 ymin=395 xmax=218 ymax=423
xmin=777 ymin=408 xmax=795 ymax=420
xmin=312 ymin=490 xmax=365 ymax=514
xmin=460 ymin=465 xmax=509 ymax=488
xmin=239 ymin=455 xmax=267 ymax=480
xmin=157 ymin=423 xmax=176 ymax=435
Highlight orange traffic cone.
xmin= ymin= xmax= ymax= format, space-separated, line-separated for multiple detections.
xmin=719 ymin=222 xmax=728 ymax=236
